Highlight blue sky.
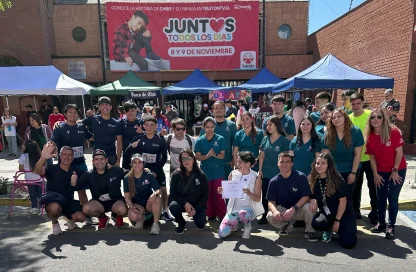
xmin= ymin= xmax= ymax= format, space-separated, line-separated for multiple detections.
xmin=308 ymin=0 xmax=367 ymax=34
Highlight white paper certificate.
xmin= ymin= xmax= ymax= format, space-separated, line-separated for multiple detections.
xmin=221 ymin=180 xmax=244 ymax=199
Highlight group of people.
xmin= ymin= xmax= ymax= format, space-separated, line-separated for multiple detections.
xmin=15 ymin=88 xmax=406 ymax=249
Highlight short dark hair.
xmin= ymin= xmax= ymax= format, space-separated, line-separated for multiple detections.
xmin=278 ymin=152 xmax=294 ymax=162
xmin=305 ymin=98 xmax=312 ymax=103
xmin=98 ymin=96 xmax=111 ymax=105
xmin=350 ymin=92 xmax=364 ymax=102
xmin=133 ymin=11 xmax=149 ymax=25
xmin=143 ymin=115 xmax=157 ymax=124
xmin=315 ymin=92 xmax=331 ymax=102
xmin=64 ymin=104 xmax=80 ymax=115
xmin=123 ymin=101 xmax=137 ymax=112
xmin=252 ymin=101 xmax=258 ymax=108
xmin=341 ymin=89 xmax=357 ymax=97
xmin=29 ymin=113 xmax=42 ymax=125
xmin=172 ymin=118 xmax=186 ymax=129
xmin=272 ymin=95 xmax=285 ymax=104
xmin=238 ymin=151 xmax=256 ymax=166
xmin=238 ymin=99 xmax=244 ymax=104
xmin=225 ymin=99 xmax=232 ymax=104
xmin=203 ymin=117 xmax=216 ymax=127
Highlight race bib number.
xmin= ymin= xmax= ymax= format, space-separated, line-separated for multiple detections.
xmin=142 ymin=153 xmax=157 ymax=163
xmin=72 ymin=146 xmax=84 ymax=159
xmin=99 ymin=193 xmax=111 ymax=201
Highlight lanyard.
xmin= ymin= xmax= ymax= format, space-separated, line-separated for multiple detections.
xmin=319 ymin=178 xmax=327 ymax=204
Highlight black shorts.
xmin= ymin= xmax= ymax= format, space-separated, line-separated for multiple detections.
xmin=132 ymin=198 xmax=149 ymax=208
xmin=98 ymin=198 xmax=125 ymax=213
xmin=62 ymin=200 xmax=82 ymax=219
xmin=153 ymin=168 xmax=166 ymax=187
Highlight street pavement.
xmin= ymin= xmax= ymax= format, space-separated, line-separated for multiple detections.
xmin=1 ymin=148 xmax=416 ymax=271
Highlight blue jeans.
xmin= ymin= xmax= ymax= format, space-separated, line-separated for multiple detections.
xmin=28 ymin=183 xmax=42 ymax=208
xmin=376 ymin=169 xmax=406 ymax=227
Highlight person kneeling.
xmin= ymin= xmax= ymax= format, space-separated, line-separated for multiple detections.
xmin=124 ymin=153 xmax=162 ymax=235
xmin=73 ymin=149 xmax=128 ymax=229
xmin=309 ymin=152 xmax=357 ymax=248
xmin=266 ymin=152 xmax=319 ymax=242
xmin=169 ymin=149 xmax=209 ymax=234
xmin=218 ymin=151 xmax=263 ymax=239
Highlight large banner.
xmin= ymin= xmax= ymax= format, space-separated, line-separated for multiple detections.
xmin=106 ymin=1 xmax=259 ymax=72
xmin=209 ymin=89 xmax=251 ymax=101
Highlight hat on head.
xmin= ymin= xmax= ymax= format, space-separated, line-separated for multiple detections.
xmin=385 ymin=89 xmax=393 ymax=95
xmin=92 ymin=149 xmax=107 ymax=158
xmin=130 ymin=153 xmax=143 ymax=162
xmin=144 ymin=103 xmax=153 ymax=108
xmin=203 ymin=103 xmax=208 ymax=108
xmin=25 ymin=104 xmax=33 ymax=108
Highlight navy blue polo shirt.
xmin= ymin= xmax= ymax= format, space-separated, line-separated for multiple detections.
xmin=120 ymin=118 xmax=144 ymax=152
xmin=123 ymin=172 xmax=160 ymax=205
xmin=45 ymin=164 xmax=84 ymax=201
xmin=51 ymin=122 xmax=93 ymax=165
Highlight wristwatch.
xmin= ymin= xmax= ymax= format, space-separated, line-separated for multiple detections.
xmin=392 ymin=167 xmax=398 ymax=172
xmin=334 ymin=218 xmax=340 ymax=222
xmin=293 ymin=205 xmax=299 ymax=211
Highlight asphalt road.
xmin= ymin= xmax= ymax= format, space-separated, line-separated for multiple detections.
xmin=1 ymin=207 xmax=415 ymax=272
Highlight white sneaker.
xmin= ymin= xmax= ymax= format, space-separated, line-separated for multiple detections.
xmin=31 ymin=208 xmax=39 ymax=215
xmin=150 ymin=223 xmax=160 ymax=235
xmin=52 ymin=223 xmax=63 ymax=235
xmin=67 ymin=220 xmax=78 ymax=230
xmin=242 ymin=222 xmax=252 ymax=239
xmin=134 ymin=218 xmax=145 ymax=229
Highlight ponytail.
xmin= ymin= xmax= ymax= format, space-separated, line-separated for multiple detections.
xmin=127 ymin=168 xmax=137 ymax=197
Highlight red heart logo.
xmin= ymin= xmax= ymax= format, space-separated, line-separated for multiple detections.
xmin=210 ymin=18 xmax=225 ymax=32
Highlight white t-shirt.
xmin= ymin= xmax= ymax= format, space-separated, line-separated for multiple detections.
xmin=165 ymin=135 xmax=195 ymax=170
xmin=18 ymin=154 xmax=41 ymax=181
xmin=1 ymin=116 xmax=17 ymax=137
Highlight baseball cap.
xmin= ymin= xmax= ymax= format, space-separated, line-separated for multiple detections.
xmin=203 ymin=103 xmax=208 ymax=108
xmin=25 ymin=104 xmax=33 ymax=108
xmin=144 ymin=103 xmax=153 ymax=108
xmin=130 ymin=153 xmax=143 ymax=162
xmin=92 ymin=149 xmax=107 ymax=158
xmin=384 ymin=89 xmax=393 ymax=95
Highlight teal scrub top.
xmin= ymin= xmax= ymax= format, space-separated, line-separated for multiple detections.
xmin=233 ymin=129 xmax=264 ymax=158
xmin=321 ymin=126 xmax=364 ymax=173
xmin=290 ymin=136 xmax=322 ymax=176
xmin=260 ymin=135 xmax=291 ymax=179
xmin=315 ymin=123 xmax=325 ymax=137
xmin=200 ymin=119 xmax=237 ymax=165
xmin=195 ymin=133 xmax=226 ymax=181
xmin=262 ymin=114 xmax=296 ymax=136
xmin=310 ymin=112 xmax=321 ymax=124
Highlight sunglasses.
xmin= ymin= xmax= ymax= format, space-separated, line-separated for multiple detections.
xmin=370 ymin=115 xmax=383 ymax=120
xmin=175 ymin=127 xmax=185 ymax=131
xmin=181 ymin=157 xmax=193 ymax=162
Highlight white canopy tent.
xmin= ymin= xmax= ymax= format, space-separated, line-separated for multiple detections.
xmin=0 ymin=65 xmax=92 ymax=114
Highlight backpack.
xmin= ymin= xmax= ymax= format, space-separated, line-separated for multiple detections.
xmin=167 ymin=134 xmax=193 ymax=153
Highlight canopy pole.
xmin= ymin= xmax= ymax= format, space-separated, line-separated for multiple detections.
xmin=33 ymin=96 xmax=38 ymax=111
xmin=81 ymin=95 xmax=86 ymax=118
xmin=5 ymin=96 xmax=9 ymax=108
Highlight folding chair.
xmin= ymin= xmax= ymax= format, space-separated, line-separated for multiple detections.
xmin=8 ymin=171 xmax=46 ymax=218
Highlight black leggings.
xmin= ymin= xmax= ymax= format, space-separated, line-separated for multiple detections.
xmin=169 ymin=201 xmax=206 ymax=228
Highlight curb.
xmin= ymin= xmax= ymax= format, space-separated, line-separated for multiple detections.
xmin=361 ymin=200 xmax=416 ymax=211
xmin=0 ymin=198 xmax=30 ymax=206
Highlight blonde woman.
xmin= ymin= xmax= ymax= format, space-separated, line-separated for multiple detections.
xmin=365 ymin=108 xmax=406 ymax=239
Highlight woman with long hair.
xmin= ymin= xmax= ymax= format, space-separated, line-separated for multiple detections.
xmin=309 ymin=152 xmax=357 ymax=248
xmin=233 ymin=111 xmax=264 ymax=172
xmin=25 ymin=113 xmax=53 ymax=165
xmin=315 ymin=103 xmax=335 ymax=136
xmin=218 ymin=151 xmax=262 ymax=239
xmin=257 ymin=115 xmax=290 ymax=224
xmin=289 ymin=116 xmax=321 ymax=177
xmin=123 ymin=154 xmax=162 ymax=235
xmin=365 ymin=108 xmax=407 ymax=239
xmin=195 ymin=117 xmax=226 ymax=221
xmin=169 ymin=149 xmax=209 ymax=234
xmin=1 ymin=108 xmax=18 ymax=156
xmin=321 ymin=109 xmax=364 ymax=200
xmin=18 ymin=140 xmax=42 ymax=214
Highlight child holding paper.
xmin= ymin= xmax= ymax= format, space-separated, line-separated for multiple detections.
xmin=217 ymin=151 xmax=263 ymax=239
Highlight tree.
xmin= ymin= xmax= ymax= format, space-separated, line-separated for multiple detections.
xmin=0 ymin=0 xmax=12 ymax=11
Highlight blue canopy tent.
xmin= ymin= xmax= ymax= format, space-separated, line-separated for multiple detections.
xmin=163 ymin=68 xmax=228 ymax=95
xmin=235 ymin=67 xmax=283 ymax=93
xmin=272 ymin=53 xmax=394 ymax=93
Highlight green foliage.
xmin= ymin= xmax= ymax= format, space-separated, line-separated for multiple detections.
xmin=0 ymin=177 xmax=10 ymax=195
xmin=0 ymin=56 xmax=22 ymax=67
xmin=0 ymin=0 xmax=12 ymax=11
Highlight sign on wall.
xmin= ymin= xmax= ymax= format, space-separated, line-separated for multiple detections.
xmin=106 ymin=1 xmax=259 ymax=72
xmin=209 ymin=89 xmax=251 ymax=101
xmin=130 ymin=90 xmax=160 ymax=99
xmin=68 ymin=61 xmax=86 ymax=80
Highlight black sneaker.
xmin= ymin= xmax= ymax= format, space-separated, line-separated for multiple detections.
xmin=176 ymin=223 xmax=186 ymax=235
xmin=355 ymin=211 xmax=362 ymax=219
xmin=368 ymin=210 xmax=378 ymax=225
xmin=207 ymin=216 xmax=217 ymax=222
xmin=257 ymin=216 xmax=268 ymax=225
xmin=371 ymin=223 xmax=387 ymax=233
xmin=385 ymin=227 xmax=395 ymax=239
xmin=306 ymin=232 xmax=319 ymax=242
xmin=278 ymin=224 xmax=289 ymax=236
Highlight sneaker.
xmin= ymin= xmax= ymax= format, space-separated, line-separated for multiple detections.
xmin=67 ymin=220 xmax=78 ymax=230
xmin=7 ymin=153 xmax=12 ymax=157
xmin=306 ymin=232 xmax=319 ymax=242
xmin=257 ymin=216 xmax=268 ymax=225
xmin=207 ymin=216 xmax=217 ymax=222
xmin=322 ymin=231 xmax=332 ymax=243
xmin=146 ymin=52 xmax=162 ymax=61
xmin=52 ymin=223 xmax=63 ymax=235
xmin=196 ymin=226 xmax=204 ymax=231
xmin=355 ymin=211 xmax=362 ymax=219
xmin=98 ymin=215 xmax=109 ymax=230
xmin=176 ymin=223 xmax=186 ymax=234
xmin=371 ymin=223 xmax=386 ymax=233
xmin=368 ymin=211 xmax=378 ymax=225
xmin=111 ymin=212 xmax=117 ymax=221
xmin=85 ymin=216 xmax=99 ymax=225
xmin=386 ymin=227 xmax=395 ymax=239
xmin=161 ymin=211 xmax=174 ymax=222
xmin=278 ymin=223 xmax=289 ymax=236
xmin=134 ymin=218 xmax=145 ymax=229
xmin=150 ymin=223 xmax=160 ymax=235
xmin=115 ymin=216 xmax=124 ymax=228
xmin=31 ymin=207 xmax=39 ymax=215
xmin=242 ymin=222 xmax=252 ymax=239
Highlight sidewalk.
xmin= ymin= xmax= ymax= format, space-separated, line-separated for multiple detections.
xmin=1 ymin=148 xmax=415 ymax=210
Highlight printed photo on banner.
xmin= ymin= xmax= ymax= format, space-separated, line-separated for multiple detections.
xmin=106 ymin=1 xmax=259 ymax=71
